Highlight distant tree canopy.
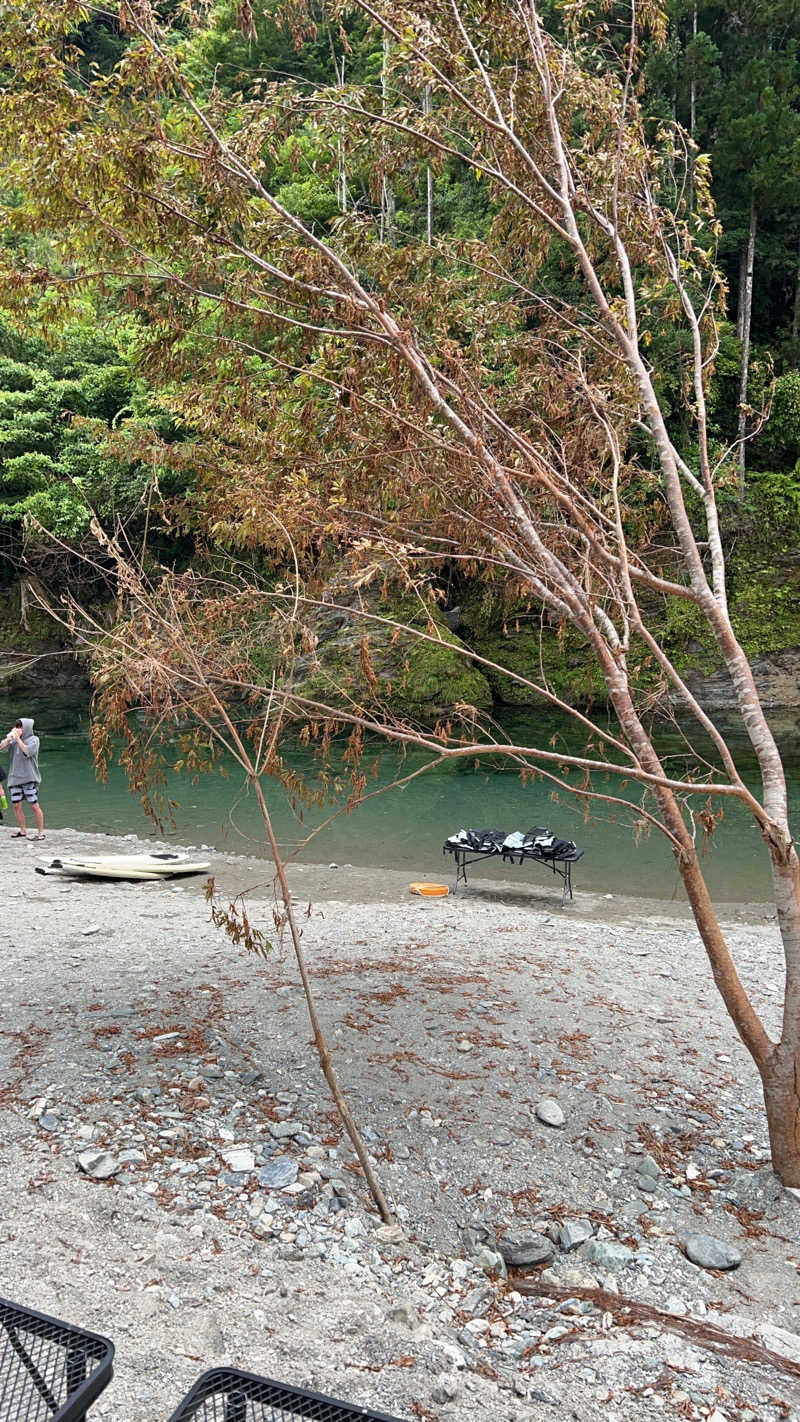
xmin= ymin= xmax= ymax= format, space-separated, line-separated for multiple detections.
xmin=0 ymin=0 xmax=799 ymax=585
xmin=647 ymin=0 xmax=800 ymax=356
xmin=0 ymin=311 xmax=193 ymax=585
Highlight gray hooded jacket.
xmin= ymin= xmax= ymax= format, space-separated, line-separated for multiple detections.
xmin=6 ymin=718 xmax=41 ymax=787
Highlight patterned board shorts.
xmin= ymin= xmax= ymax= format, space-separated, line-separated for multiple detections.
xmin=10 ymin=782 xmax=39 ymax=804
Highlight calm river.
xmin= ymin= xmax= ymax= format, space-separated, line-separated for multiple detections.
xmin=2 ymin=693 xmax=798 ymax=902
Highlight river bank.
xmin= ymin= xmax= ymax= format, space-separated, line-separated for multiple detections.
xmin=2 ymin=827 xmax=799 ymax=1421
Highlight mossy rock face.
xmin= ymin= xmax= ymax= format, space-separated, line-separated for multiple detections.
xmin=472 ymin=625 xmax=606 ymax=707
xmin=290 ymin=585 xmax=492 ymax=722
xmin=729 ymin=554 xmax=800 ymax=662
xmin=455 ymin=587 xmax=607 ymax=708
xmin=658 ymin=541 xmax=800 ymax=701
xmin=0 ymin=589 xmax=89 ymax=693
xmin=458 ymin=511 xmax=800 ymax=712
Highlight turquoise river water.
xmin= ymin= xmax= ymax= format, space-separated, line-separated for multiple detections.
xmin=2 ymin=692 xmax=798 ymax=902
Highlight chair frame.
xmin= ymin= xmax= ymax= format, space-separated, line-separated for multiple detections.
xmin=166 ymin=1366 xmax=408 ymax=1422
xmin=0 ymin=1297 xmax=114 ymax=1422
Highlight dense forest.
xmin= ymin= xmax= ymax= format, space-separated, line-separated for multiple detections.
xmin=1 ymin=0 xmax=799 ymax=718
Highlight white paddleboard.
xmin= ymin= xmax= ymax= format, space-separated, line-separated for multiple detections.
xmin=39 ymin=854 xmax=211 ymax=880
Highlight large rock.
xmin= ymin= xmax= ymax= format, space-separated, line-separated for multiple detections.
xmin=584 ymin=1239 xmax=636 ymax=1271
xmin=758 ymin=1321 xmax=800 ymax=1365
xmin=726 ymin=1165 xmax=782 ymax=1210
xmin=684 ymin=1234 xmax=742 ymax=1271
xmin=258 ymin=1157 xmax=298 ymax=1189
xmin=686 ymin=648 xmax=800 ymax=715
xmin=498 ymin=1234 xmax=555 ymax=1268
xmin=289 ymin=574 xmax=493 ymax=722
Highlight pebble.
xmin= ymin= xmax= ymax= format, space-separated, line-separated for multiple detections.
xmin=269 ymin=1121 xmax=304 ymax=1139
xmin=431 ymin=1373 xmax=460 ymax=1404
xmin=535 ymin=1098 xmax=565 ymax=1128
xmin=374 ymin=1224 xmax=404 ymax=1244
xmin=258 ymin=1157 xmax=298 ymax=1188
xmin=559 ymin=1219 xmax=594 ymax=1252
xmin=488 ymin=1126 xmax=513 ymax=1146
xmin=387 ymin=1302 xmax=418 ymax=1329
xmin=221 ymin=1147 xmax=255 ymax=1172
xmin=77 ymin=1149 xmax=121 ymax=1179
xmin=471 ymin=1245 xmax=507 ymax=1277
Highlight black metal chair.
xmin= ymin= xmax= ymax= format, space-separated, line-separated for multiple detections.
xmin=0 ymin=1297 xmax=114 ymax=1422
xmin=165 ymin=1368 xmax=408 ymax=1422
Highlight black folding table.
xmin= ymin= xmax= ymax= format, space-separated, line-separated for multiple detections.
xmin=443 ymin=829 xmax=583 ymax=906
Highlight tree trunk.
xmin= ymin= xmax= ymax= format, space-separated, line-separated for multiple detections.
xmin=689 ymin=5 xmax=697 ymax=136
xmin=249 ymin=776 xmax=394 ymax=1221
xmin=381 ymin=176 xmax=396 ymax=246
xmin=737 ymin=200 xmax=757 ymax=490
xmin=423 ymin=83 xmax=433 ymax=244
xmin=688 ymin=3 xmax=697 ymax=212
xmin=333 ymin=51 xmax=347 ymax=213
xmin=380 ymin=34 xmax=396 ymax=246
xmin=792 ymin=234 xmax=800 ymax=344
xmin=19 ymin=577 xmax=30 ymax=631
xmin=761 ymin=1046 xmax=800 ymax=1186
xmin=737 ymin=244 xmax=747 ymax=341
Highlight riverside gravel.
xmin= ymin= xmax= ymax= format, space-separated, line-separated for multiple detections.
xmin=2 ymin=827 xmax=800 ymax=1422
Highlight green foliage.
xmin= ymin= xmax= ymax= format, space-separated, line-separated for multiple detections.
xmin=729 ymin=549 xmax=800 ymax=658
xmin=186 ymin=0 xmax=373 ymax=98
xmin=271 ymin=129 xmax=342 ymax=229
xmin=705 ymin=323 xmax=773 ymax=456
xmin=738 ymin=467 xmax=800 ymax=530
xmin=292 ymin=589 xmax=493 ymax=719
xmin=754 ymin=372 xmax=800 ymax=471
xmin=0 ymin=321 xmax=127 ymax=538
xmin=0 ymin=357 xmax=34 ymax=391
xmin=472 ymin=623 xmax=607 ymax=708
xmin=0 ymin=313 xmax=195 ymax=577
xmin=2 ymin=0 xmax=800 ymax=729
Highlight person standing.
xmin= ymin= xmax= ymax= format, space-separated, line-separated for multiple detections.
xmin=0 ymin=718 xmax=44 ymax=840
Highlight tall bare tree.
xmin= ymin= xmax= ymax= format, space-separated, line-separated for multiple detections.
xmin=3 ymin=0 xmax=800 ymax=1180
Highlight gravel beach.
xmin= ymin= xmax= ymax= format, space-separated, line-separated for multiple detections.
xmin=2 ymin=826 xmax=799 ymax=1422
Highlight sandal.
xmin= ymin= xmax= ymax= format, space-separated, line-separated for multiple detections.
xmin=35 ymin=833 xmax=45 ymax=841
xmin=10 ymin=830 xmax=27 ymax=838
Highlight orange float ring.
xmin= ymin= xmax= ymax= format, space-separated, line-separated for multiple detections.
xmin=409 ymin=881 xmax=449 ymax=897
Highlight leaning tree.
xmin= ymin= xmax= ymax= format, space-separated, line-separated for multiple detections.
xmin=2 ymin=0 xmax=799 ymax=1179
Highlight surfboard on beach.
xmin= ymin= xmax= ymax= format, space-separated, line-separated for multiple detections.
xmin=36 ymin=852 xmax=211 ymax=880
